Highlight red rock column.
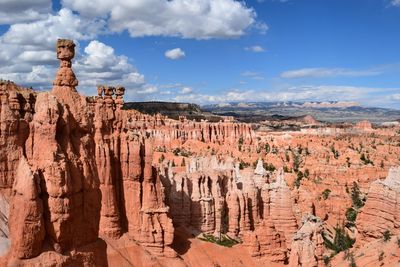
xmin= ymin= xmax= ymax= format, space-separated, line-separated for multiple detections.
xmin=95 ymin=86 xmax=122 ymax=238
xmin=9 ymin=157 xmax=45 ymax=259
xmin=139 ymin=138 xmax=175 ymax=257
xmin=121 ymin=134 xmax=143 ymax=240
xmin=226 ymin=180 xmax=241 ymax=237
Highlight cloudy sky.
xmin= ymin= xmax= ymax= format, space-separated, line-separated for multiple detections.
xmin=0 ymin=0 xmax=399 ymax=108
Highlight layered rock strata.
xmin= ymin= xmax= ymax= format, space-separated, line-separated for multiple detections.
xmin=1 ymin=38 xmax=400 ymax=266
xmin=357 ymin=166 xmax=400 ymax=242
xmin=288 ymin=215 xmax=324 ymax=267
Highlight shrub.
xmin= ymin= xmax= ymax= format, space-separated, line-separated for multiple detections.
xmin=323 ymin=255 xmax=331 ymax=265
xmin=323 ymin=226 xmax=355 ymax=253
xmin=238 ymin=136 xmax=244 ymax=145
xmin=298 ymin=146 xmax=303 ymax=155
xmin=265 ymin=143 xmax=271 ymax=154
xmin=346 ymin=157 xmax=351 ymax=167
xmin=238 ymin=136 xmax=244 ymax=151
xmin=379 ymin=251 xmax=384 ymax=261
xmin=304 ymin=169 xmax=310 ymax=178
xmin=383 ymin=230 xmax=392 ymax=242
xmin=173 ymin=148 xmax=193 ymax=157
xmin=283 ymin=166 xmax=291 ymax=173
xmin=292 ymin=152 xmax=301 ymax=172
xmin=346 ymin=208 xmax=357 ymax=222
xmin=348 ymin=252 xmax=357 ymax=267
xmin=199 ymin=234 xmax=239 ymax=248
xmin=263 ymin=162 xmax=276 ymax=172
xmin=397 ymin=238 xmax=400 ymax=248
xmin=239 ymin=160 xmax=250 ymax=170
xmin=155 ymin=146 xmax=166 ymax=152
xmin=294 ymin=171 xmax=304 ymax=188
xmin=322 ymin=189 xmax=331 ymax=200
xmin=351 ymin=182 xmax=364 ymax=209
xmin=360 ymin=153 xmax=373 ymax=165
xmin=331 ymin=145 xmax=339 ymax=159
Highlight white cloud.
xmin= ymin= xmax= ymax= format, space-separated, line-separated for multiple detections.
xmin=0 ymin=8 xmax=106 ymax=88
xmin=1 ymin=8 xmax=104 ymax=49
xmin=391 ymin=0 xmax=400 ymax=6
xmin=62 ymin=0 xmax=260 ymax=39
xmin=137 ymin=86 xmax=159 ymax=94
xmin=165 ymin=48 xmax=186 ymax=60
xmin=74 ymin=40 xmax=145 ymax=91
xmin=0 ymin=35 xmax=147 ymax=96
xmin=252 ymin=21 xmax=269 ymax=34
xmin=391 ymin=94 xmax=400 ymax=100
xmin=280 ymin=67 xmax=382 ymax=79
xmin=245 ymin=45 xmax=265 ymax=52
xmin=180 ymin=87 xmax=193 ymax=94
xmin=241 ymin=71 xmax=261 ymax=76
xmin=166 ymin=85 xmax=400 ymax=108
xmin=241 ymin=70 xmax=264 ymax=80
xmin=0 ymin=0 xmax=52 ymax=24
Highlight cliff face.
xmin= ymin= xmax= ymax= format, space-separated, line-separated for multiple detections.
xmin=1 ymin=39 xmax=400 ymax=267
xmin=357 ymin=167 xmax=400 ymax=242
xmin=0 ymin=39 xmax=106 ymax=266
xmin=0 ymin=39 xmax=257 ymax=265
xmin=288 ymin=215 xmax=324 ymax=267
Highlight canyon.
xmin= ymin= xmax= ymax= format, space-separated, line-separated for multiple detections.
xmin=0 ymin=39 xmax=399 ymax=266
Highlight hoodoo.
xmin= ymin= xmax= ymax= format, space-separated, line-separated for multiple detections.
xmin=0 ymin=39 xmax=400 ymax=267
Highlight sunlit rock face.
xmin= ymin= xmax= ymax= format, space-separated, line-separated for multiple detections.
xmin=0 ymin=39 xmax=174 ymax=266
xmin=1 ymin=38 xmax=400 ymax=267
xmin=357 ymin=167 xmax=400 ymax=242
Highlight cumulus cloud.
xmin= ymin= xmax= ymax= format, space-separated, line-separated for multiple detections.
xmin=74 ymin=40 xmax=145 ymax=91
xmin=280 ymin=67 xmax=382 ymax=79
xmin=1 ymin=8 xmax=104 ymax=49
xmin=0 ymin=8 xmax=106 ymax=88
xmin=0 ymin=1 xmax=268 ymax=102
xmin=165 ymin=48 xmax=186 ymax=60
xmin=62 ymin=0 xmax=259 ymax=39
xmin=245 ymin=45 xmax=265 ymax=52
xmin=0 ymin=0 xmax=52 ymax=24
xmin=0 ymin=34 xmax=147 ymax=96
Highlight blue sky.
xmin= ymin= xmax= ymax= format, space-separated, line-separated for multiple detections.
xmin=0 ymin=0 xmax=399 ymax=108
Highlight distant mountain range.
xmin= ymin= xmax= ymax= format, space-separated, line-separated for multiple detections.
xmin=202 ymin=101 xmax=400 ymax=123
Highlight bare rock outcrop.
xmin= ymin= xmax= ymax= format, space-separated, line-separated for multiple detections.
xmin=263 ymin=170 xmax=298 ymax=248
xmin=8 ymin=157 xmax=45 ymax=259
xmin=2 ymin=38 xmax=400 ymax=267
xmin=241 ymin=219 xmax=287 ymax=262
xmin=288 ymin=215 xmax=324 ymax=267
xmin=137 ymin=139 xmax=175 ymax=257
xmin=357 ymin=166 xmax=400 ymax=242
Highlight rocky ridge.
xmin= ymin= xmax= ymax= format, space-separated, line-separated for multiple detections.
xmin=0 ymin=39 xmax=399 ymax=266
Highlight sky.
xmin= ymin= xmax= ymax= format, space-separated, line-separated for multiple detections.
xmin=0 ymin=0 xmax=399 ymax=108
